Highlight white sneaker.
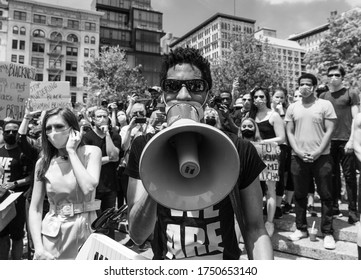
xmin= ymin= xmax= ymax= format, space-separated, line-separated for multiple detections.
xmin=323 ymin=235 xmax=336 ymax=250
xmin=288 ymin=229 xmax=308 ymax=241
xmin=265 ymin=221 xmax=274 ymax=237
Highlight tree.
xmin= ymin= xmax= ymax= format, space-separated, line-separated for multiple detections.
xmin=304 ymin=8 xmax=361 ymax=87
xmin=84 ymin=45 xmax=148 ymax=106
xmin=210 ymin=34 xmax=284 ymax=97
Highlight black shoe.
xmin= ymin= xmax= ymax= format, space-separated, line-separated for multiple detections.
xmin=275 ymin=207 xmax=283 ymax=219
xmin=333 ymin=209 xmax=343 ymax=217
xmin=283 ymin=203 xmax=293 ymax=214
xmin=307 ymin=205 xmax=317 ymax=217
xmin=138 ymin=241 xmax=151 ymax=252
xmin=124 ymin=239 xmax=135 ymax=248
xmin=348 ymin=212 xmax=360 ymax=224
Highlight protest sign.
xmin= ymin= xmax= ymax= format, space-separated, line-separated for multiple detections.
xmin=252 ymin=142 xmax=281 ymax=181
xmin=0 ymin=62 xmax=35 ymax=121
xmin=30 ymin=81 xmax=71 ymax=111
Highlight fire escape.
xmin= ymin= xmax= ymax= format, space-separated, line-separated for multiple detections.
xmin=47 ymin=31 xmax=63 ymax=81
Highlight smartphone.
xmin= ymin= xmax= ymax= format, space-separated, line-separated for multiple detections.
xmin=134 ymin=117 xmax=146 ymax=124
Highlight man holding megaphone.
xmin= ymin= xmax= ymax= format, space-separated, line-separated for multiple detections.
xmin=126 ymin=47 xmax=273 ymax=260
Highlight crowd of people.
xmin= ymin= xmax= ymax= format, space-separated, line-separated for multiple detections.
xmin=0 ymin=46 xmax=360 ymax=260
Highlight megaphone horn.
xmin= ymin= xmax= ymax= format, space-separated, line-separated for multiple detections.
xmin=139 ymin=103 xmax=240 ymax=211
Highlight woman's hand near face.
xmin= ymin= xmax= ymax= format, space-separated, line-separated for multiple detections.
xmin=66 ymin=129 xmax=82 ymax=152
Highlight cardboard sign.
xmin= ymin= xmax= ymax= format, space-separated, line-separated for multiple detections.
xmin=30 ymin=81 xmax=71 ymax=111
xmin=252 ymin=142 xmax=281 ymax=181
xmin=0 ymin=62 xmax=35 ymax=121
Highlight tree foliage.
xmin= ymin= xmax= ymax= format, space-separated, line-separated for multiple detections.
xmin=303 ymin=8 xmax=361 ymax=87
xmin=84 ymin=45 xmax=148 ymax=106
xmin=210 ymin=34 xmax=284 ymax=97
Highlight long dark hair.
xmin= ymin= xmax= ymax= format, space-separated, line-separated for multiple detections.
xmin=249 ymin=87 xmax=271 ymax=119
xmin=37 ymin=107 xmax=80 ymax=181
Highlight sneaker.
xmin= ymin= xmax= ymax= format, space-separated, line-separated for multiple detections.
xmin=283 ymin=203 xmax=294 ymax=214
xmin=288 ymin=229 xmax=308 ymax=241
xmin=265 ymin=221 xmax=274 ymax=237
xmin=323 ymin=235 xmax=336 ymax=250
xmin=274 ymin=207 xmax=283 ymax=219
xmin=348 ymin=212 xmax=360 ymax=225
xmin=307 ymin=205 xmax=317 ymax=217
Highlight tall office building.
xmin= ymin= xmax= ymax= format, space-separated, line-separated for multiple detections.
xmin=169 ymin=13 xmax=256 ymax=61
xmin=255 ymin=28 xmax=305 ymax=92
xmin=4 ymin=0 xmax=102 ymax=104
xmin=96 ymin=0 xmax=164 ymax=86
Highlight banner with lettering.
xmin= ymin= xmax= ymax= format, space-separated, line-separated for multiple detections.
xmin=252 ymin=142 xmax=281 ymax=181
xmin=30 ymin=81 xmax=71 ymax=111
xmin=0 ymin=62 xmax=35 ymax=121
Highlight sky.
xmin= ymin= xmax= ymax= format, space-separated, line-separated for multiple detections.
xmin=151 ymin=0 xmax=360 ymax=39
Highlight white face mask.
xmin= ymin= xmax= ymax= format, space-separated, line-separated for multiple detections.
xmin=47 ymin=128 xmax=71 ymax=149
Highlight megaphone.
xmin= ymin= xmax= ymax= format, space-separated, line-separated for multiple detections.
xmin=139 ymin=103 xmax=240 ymax=211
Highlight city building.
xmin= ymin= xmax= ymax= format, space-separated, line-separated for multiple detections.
xmin=160 ymin=32 xmax=178 ymax=55
xmin=5 ymin=0 xmax=102 ymax=104
xmin=0 ymin=0 xmax=9 ymax=62
xmin=169 ymin=13 xmax=256 ymax=61
xmin=255 ymin=28 xmax=305 ymax=92
xmin=96 ymin=0 xmax=164 ymax=86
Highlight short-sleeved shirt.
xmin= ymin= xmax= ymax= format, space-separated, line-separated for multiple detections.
xmin=126 ymin=131 xmax=265 ymax=260
xmin=285 ymin=99 xmax=337 ymax=155
xmin=82 ymin=129 xmax=122 ymax=192
xmin=319 ymin=87 xmax=360 ymax=141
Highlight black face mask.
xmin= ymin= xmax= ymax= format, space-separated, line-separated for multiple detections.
xmin=205 ymin=118 xmax=217 ymax=126
xmin=3 ymin=134 xmax=17 ymax=145
xmin=241 ymin=129 xmax=255 ymax=139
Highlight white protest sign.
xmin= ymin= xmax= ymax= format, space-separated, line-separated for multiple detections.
xmin=30 ymin=81 xmax=71 ymax=111
xmin=0 ymin=62 xmax=35 ymax=121
xmin=252 ymin=142 xmax=281 ymax=181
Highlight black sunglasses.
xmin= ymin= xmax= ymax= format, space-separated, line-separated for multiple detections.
xmin=161 ymin=79 xmax=208 ymax=93
xmin=327 ymin=73 xmax=341 ymax=78
xmin=4 ymin=129 xmax=18 ymax=134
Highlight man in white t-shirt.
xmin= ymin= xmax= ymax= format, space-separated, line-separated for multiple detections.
xmin=285 ymin=73 xmax=337 ymax=250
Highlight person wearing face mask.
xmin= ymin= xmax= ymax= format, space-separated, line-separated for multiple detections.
xmin=239 ymin=117 xmax=262 ymax=142
xmin=28 ymin=108 xmax=102 ymax=260
xmin=249 ymin=87 xmax=286 ymax=237
xmin=319 ymin=65 xmax=360 ymax=224
xmin=203 ymin=107 xmax=223 ymax=129
xmin=82 ymin=107 xmax=122 ymax=215
xmin=0 ymin=120 xmax=33 ymax=259
xmin=285 ymin=73 xmax=337 ymax=250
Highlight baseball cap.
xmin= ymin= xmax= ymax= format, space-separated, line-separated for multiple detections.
xmin=234 ymin=98 xmax=243 ymax=108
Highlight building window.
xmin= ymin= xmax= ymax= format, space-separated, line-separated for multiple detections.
xmin=31 ymin=57 xmax=44 ymax=68
xmin=84 ymin=36 xmax=89 ymax=43
xmin=49 ymin=75 xmax=61 ymax=81
xmin=66 ymin=61 xmax=77 ymax=71
xmin=83 ymin=93 xmax=88 ymax=103
xmin=90 ymin=36 xmax=96 ymax=44
xmin=71 ymin=92 xmax=77 ymax=104
xmin=13 ymin=26 xmax=19 ymax=34
xmin=51 ymin=17 xmax=63 ymax=27
xmin=67 ymin=34 xmax=78 ymax=43
xmin=83 ymin=77 xmax=89 ymax=86
xmin=19 ymin=55 xmax=24 ymax=64
xmin=14 ymin=11 xmax=26 ymax=21
xmin=50 ymin=44 xmax=62 ymax=53
xmin=66 ymin=47 xmax=78 ymax=56
xmin=19 ymin=40 xmax=25 ymax=50
xmin=90 ymin=49 xmax=95 ymax=57
xmin=12 ymin=40 xmax=18 ymax=49
xmin=84 ymin=48 xmax=89 ymax=57
xmin=20 ymin=27 xmax=26 ymax=35
xmin=85 ymin=22 xmax=96 ymax=31
xmin=11 ymin=55 xmax=17 ymax=63
xmin=67 ymin=19 xmax=79 ymax=29
xmin=66 ymin=76 xmax=77 ymax=87
xmin=35 ymin=74 xmax=43 ymax=81
xmin=34 ymin=14 xmax=46 ymax=24
xmin=33 ymin=29 xmax=45 ymax=38
xmin=49 ymin=58 xmax=62 ymax=68
xmin=50 ymin=32 xmax=62 ymax=41
xmin=32 ymin=43 xmax=45 ymax=53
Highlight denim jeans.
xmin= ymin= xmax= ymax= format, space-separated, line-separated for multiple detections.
xmin=330 ymin=140 xmax=358 ymax=214
xmin=291 ymin=155 xmax=334 ymax=234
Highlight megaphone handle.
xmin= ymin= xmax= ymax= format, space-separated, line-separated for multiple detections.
xmin=174 ymin=132 xmax=200 ymax=178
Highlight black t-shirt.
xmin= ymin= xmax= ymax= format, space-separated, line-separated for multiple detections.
xmin=0 ymin=146 xmax=32 ymax=193
xmin=126 ymin=130 xmax=265 ymax=259
xmin=83 ymin=129 xmax=122 ymax=192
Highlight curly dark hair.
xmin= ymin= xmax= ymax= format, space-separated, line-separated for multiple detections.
xmin=160 ymin=47 xmax=212 ymax=90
